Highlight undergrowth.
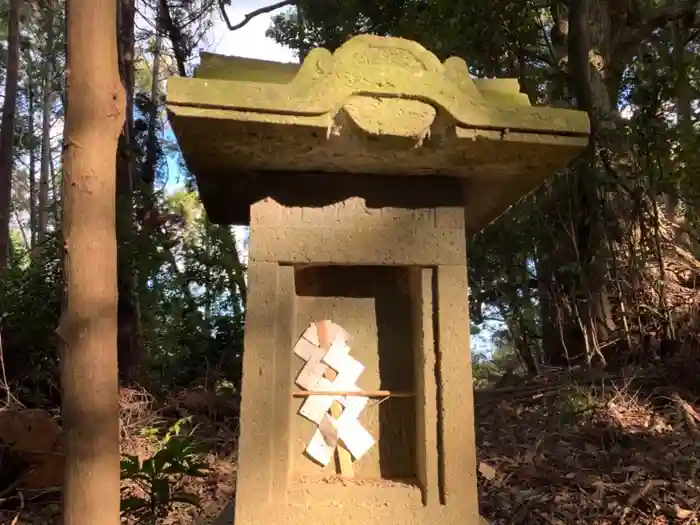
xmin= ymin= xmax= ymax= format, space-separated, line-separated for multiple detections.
xmin=120 ymin=417 xmax=210 ymax=524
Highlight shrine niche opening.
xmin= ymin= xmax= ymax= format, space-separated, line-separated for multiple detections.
xmin=292 ymin=266 xmax=418 ymax=484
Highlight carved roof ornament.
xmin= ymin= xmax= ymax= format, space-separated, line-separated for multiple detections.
xmin=166 ymin=35 xmax=591 ymax=228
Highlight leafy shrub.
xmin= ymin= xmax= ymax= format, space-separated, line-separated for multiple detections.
xmin=120 ymin=418 xmax=210 ymax=524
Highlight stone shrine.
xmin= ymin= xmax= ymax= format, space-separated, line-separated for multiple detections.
xmin=166 ymin=35 xmax=590 ymax=525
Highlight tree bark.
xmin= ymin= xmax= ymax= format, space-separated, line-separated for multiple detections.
xmin=666 ymin=21 xmax=692 ymax=244
xmin=28 ymin=59 xmax=37 ymax=247
xmin=50 ymin=152 xmax=61 ymax=225
xmin=159 ymin=0 xmax=188 ymax=76
xmin=39 ymin=2 xmax=55 ymax=243
xmin=57 ymin=0 xmax=125 ymax=524
xmin=0 ymin=0 xmax=22 ymax=269
xmin=116 ymin=0 xmax=142 ymax=383
xmin=145 ymin=3 xmax=162 ymax=188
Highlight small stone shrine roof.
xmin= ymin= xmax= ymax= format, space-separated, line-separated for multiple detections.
xmin=166 ymin=35 xmax=590 ymax=230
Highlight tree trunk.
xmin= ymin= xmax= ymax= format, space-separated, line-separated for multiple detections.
xmin=116 ymin=0 xmax=142 ymax=383
xmin=28 ymin=61 xmax=37 ymax=247
xmin=50 ymin=153 xmax=61 ymax=225
xmin=0 ymin=0 xmax=22 ymax=269
xmin=145 ymin=3 xmax=162 ymax=188
xmin=138 ymin=8 xmax=164 ymax=287
xmin=672 ymin=22 xmax=692 ymax=158
xmin=57 ymin=0 xmax=125 ymax=525
xmin=537 ymin=0 xmax=622 ymax=367
xmin=665 ymin=22 xmax=692 ymax=247
xmin=39 ymin=4 xmax=55 ymax=243
xmin=159 ymin=0 xmax=188 ymax=76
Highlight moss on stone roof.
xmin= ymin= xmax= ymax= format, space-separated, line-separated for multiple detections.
xmin=166 ymin=34 xmax=590 ymax=228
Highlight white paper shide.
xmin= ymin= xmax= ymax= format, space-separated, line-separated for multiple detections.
xmin=294 ymin=321 xmax=375 ymax=466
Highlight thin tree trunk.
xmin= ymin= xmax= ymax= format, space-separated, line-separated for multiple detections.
xmin=116 ymin=0 xmax=142 ymax=383
xmin=51 ymin=29 xmax=68 ymax=126
xmin=13 ymin=207 xmax=29 ymax=250
xmin=139 ymin=8 xmax=163 ymax=287
xmin=665 ymin=22 xmax=692 ymax=247
xmin=50 ymin=151 xmax=61 ymax=225
xmin=672 ymin=22 xmax=692 ymax=148
xmin=159 ymin=0 xmax=187 ymax=76
xmin=28 ymin=61 xmax=37 ymax=247
xmin=39 ymin=3 xmax=55 ymax=242
xmin=57 ymin=0 xmax=125 ymax=524
xmin=145 ymin=3 xmax=162 ymax=188
xmin=0 ymin=0 xmax=22 ymax=269
xmin=50 ymin=26 xmax=66 ymax=228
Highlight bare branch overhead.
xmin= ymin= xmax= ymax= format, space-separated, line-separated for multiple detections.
xmin=219 ymin=0 xmax=295 ymax=32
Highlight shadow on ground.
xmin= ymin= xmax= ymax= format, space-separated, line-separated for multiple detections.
xmin=475 ymin=369 xmax=700 ymax=525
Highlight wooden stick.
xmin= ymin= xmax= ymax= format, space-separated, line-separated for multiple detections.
xmin=293 ymin=390 xmax=415 ymax=398
xmin=330 ymin=400 xmax=354 ymax=477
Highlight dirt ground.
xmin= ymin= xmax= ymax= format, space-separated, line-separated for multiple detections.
xmin=2 ymin=356 xmax=700 ymax=525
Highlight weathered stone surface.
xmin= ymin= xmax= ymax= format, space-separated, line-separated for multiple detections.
xmin=230 ymin=195 xmax=483 ymax=525
xmin=168 ymin=35 xmax=590 ymax=525
xmin=166 ymin=34 xmax=589 ymax=229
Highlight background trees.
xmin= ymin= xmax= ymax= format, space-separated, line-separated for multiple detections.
xmin=0 ymin=0 xmax=693 ymax=395
xmin=0 ymin=0 xmax=698 ymax=522
xmin=0 ymin=0 xmax=247 ymax=405
xmin=0 ymin=0 xmax=694 ymax=415
xmin=266 ymin=0 xmax=700 ymax=373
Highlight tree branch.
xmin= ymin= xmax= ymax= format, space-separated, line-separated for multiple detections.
xmin=218 ymin=0 xmax=295 ymax=32
xmin=619 ymin=0 xmax=700 ymax=50
xmin=568 ymin=0 xmax=593 ymax=113
xmin=159 ymin=0 xmax=188 ymax=77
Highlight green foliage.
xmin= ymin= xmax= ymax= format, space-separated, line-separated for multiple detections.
xmin=135 ymin=187 xmax=246 ymax=390
xmin=0 ymin=183 xmax=246 ymax=405
xmin=265 ymin=0 xmax=700 ymax=370
xmin=2 ymin=60 xmax=246 ymax=400
xmin=557 ymin=389 xmax=597 ymax=427
xmin=0 ymin=237 xmax=62 ymax=407
xmin=120 ymin=418 xmax=209 ymax=524
xmin=472 ymin=342 xmax=521 ymax=389
xmin=472 ymin=353 xmax=503 ymax=390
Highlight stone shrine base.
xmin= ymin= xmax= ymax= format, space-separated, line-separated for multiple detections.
xmin=227 ymin=175 xmax=485 ymax=525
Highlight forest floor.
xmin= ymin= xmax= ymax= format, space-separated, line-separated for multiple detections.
xmin=475 ymin=363 xmax=700 ymax=525
xmin=2 ymin=354 xmax=700 ymax=525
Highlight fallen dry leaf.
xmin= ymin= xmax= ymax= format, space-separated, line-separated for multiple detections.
xmin=479 ymin=461 xmax=497 ymax=481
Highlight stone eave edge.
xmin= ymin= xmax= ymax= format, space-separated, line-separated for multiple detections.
xmin=165 ymin=35 xmax=591 ymax=139
xmin=167 ymin=108 xmax=589 ymax=154
xmin=167 ymin=74 xmax=590 ymax=138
